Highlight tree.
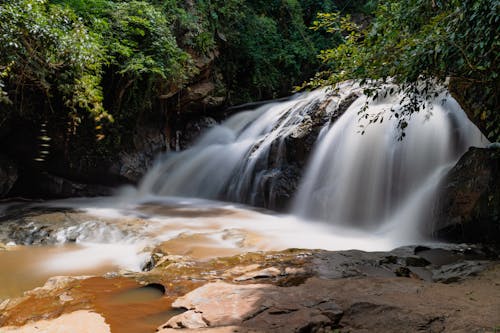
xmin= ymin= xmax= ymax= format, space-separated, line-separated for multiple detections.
xmin=305 ymin=0 xmax=499 ymax=141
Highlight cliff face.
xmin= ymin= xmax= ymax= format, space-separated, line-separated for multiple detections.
xmin=434 ymin=147 xmax=500 ymax=245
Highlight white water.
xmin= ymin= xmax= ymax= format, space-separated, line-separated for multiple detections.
xmin=294 ymin=87 xmax=487 ymax=239
xmin=0 ymin=83 xmax=489 ymax=295
xmin=138 ymin=87 xmax=345 ymax=206
xmin=139 ymin=83 xmax=487 ymax=237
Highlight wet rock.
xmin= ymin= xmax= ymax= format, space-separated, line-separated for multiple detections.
xmin=405 ymin=256 xmax=431 ymax=267
xmin=1 ymin=245 xmax=499 ymax=333
xmin=250 ymin=89 xmax=361 ymax=211
xmin=435 ymin=147 xmax=500 ymax=244
xmin=331 ymin=92 xmax=361 ymax=123
xmin=0 ymin=209 xmax=146 ymax=246
xmin=431 ymin=261 xmax=490 ymax=283
xmin=110 ymin=126 xmax=168 ymax=183
xmin=179 ymin=117 xmax=218 ymax=149
xmin=0 ymin=155 xmax=17 ymax=197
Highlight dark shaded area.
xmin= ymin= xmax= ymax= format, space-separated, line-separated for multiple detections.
xmin=434 ymin=147 xmax=500 ymax=245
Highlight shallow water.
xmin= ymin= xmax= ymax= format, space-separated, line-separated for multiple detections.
xmin=0 ymin=196 xmax=410 ymax=298
xmin=0 ymin=244 xmax=118 ymax=299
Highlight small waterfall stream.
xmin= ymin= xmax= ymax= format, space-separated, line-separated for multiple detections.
xmin=139 ymin=82 xmax=487 ymax=240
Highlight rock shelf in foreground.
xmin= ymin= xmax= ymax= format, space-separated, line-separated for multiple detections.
xmin=0 ymin=246 xmax=499 ymax=333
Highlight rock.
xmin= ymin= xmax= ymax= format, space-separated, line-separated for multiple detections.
xmin=488 ymin=142 xmax=500 ymax=149
xmin=158 ymin=326 xmax=265 ymax=333
xmin=1 ymin=310 xmax=111 ymax=333
xmin=161 ymin=311 xmax=208 ymax=329
xmin=27 ymin=276 xmax=91 ymax=295
xmin=405 ymin=256 xmax=431 ymax=267
xmin=1 ymin=245 xmax=499 ymax=333
xmin=394 ymin=266 xmax=412 ymax=277
xmin=340 ymin=302 xmax=445 ymax=333
xmin=233 ymin=267 xmax=281 ymax=281
xmin=37 ymin=173 xmax=113 ymax=198
xmin=180 ymin=117 xmax=218 ymax=149
xmin=162 ymin=280 xmax=343 ymax=332
xmin=0 ymin=155 xmax=17 ymax=197
xmin=110 ymin=126 xmax=168 ymax=183
xmin=431 ymin=261 xmax=490 ymax=283
xmin=449 ymin=77 xmax=499 ymax=142
xmin=434 ymin=147 xmax=500 ymax=244
xmin=246 ymin=88 xmax=361 ymax=211
xmin=222 ymin=264 xmax=261 ymax=277
xmin=184 ymin=82 xmax=216 ymax=103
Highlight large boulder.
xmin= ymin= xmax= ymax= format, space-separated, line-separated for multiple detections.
xmin=0 ymin=155 xmax=17 ymax=197
xmin=110 ymin=125 xmax=168 ymax=183
xmin=434 ymin=146 xmax=500 ymax=244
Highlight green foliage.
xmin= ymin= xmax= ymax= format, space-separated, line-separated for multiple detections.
xmin=208 ymin=0 xmax=342 ymax=103
xmin=306 ymin=0 xmax=500 ymax=140
xmin=0 ymin=0 xmax=110 ymax=127
xmin=0 ymin=0 xmax=348 ymax=155
xmin=0 ymin=0 xmax=198 ymax=145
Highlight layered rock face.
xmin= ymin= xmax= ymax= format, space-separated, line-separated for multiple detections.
xmin=434 ymin=147 xmax=500 ymax=244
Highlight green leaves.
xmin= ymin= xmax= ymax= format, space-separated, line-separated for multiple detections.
xmin=306 ymin=0 xmax=500 ymax=141
xmin=0 ymin=0 xmax=108 ymax=123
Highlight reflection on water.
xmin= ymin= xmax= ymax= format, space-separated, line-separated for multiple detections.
xmin=0 ymin=244 xmax=118 ymax=299
xmin=110 ymin=284 xmax=165 ymax=304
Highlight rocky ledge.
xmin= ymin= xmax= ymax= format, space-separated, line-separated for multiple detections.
xmin=1 ymin=245 xmax=499 ymax=333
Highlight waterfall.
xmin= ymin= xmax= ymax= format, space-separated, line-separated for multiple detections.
xmin=293 ymin=85 xmax=487 ymax=238
xmin=138 ymin=82 xmax=487 ymax=239
xmin=138 ymin=87 xmax=337 ymax=204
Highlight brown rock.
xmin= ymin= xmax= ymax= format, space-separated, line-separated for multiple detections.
xmin=184 ymin=82 xmax=216 ymax=103
xmin=161 ymin=280 xmax=343 ymax=332
xmin=161 ymin=311 xmax=208 ymax=329
xmin=233 ymin=267 xmax=281 ymax=282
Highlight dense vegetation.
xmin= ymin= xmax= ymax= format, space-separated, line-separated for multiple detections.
xmin=0 ymin=0 xmax=348 ymax=144
xmin=306 ymin=0 xmax=499 ymax=140
xmin=0 ymin=0 xmax=497 ymax=189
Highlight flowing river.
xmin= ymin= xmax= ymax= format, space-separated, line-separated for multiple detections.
xmin=0 ymin=82 xmax=488 ymax=299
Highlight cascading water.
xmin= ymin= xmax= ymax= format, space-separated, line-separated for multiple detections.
xmin=138 ymin=87 xmax=337 ymax=205
xmin=138 ymin=82 xmax=487 ymax=240
xmin=293 ymin=86 xmax=487 ymax=240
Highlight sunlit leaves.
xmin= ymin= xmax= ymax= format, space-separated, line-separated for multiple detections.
xmin=304 ymin=0 xmax=499 ymax=140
